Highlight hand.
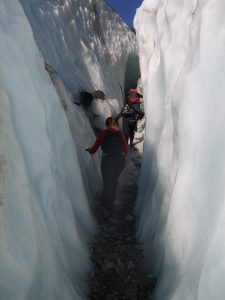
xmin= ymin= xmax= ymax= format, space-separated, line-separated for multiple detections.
xmin=85 ymin=148 xmax=91 ymax=153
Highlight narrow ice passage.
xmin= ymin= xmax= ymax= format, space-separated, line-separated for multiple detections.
xmin=2 ymin=0 xmax=225 ymax=299
xmin=87 ymin=146 xmax=157 ymax=299
xmin=0 ymin=1 xmax=152 ymax=298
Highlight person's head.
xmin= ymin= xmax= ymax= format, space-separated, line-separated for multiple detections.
xmin=128 ymin=88 xmax=137 ymax=97
xmin=105 ymin=117 xmax=117 ymax=129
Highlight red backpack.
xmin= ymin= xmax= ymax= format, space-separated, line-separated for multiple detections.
xmin=101 ymin=131 xmax=124 ymax=157
xmin=127 ymin=89 xmax=141 ymax=105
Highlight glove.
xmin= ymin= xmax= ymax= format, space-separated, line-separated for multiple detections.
xmin=85 ymin=148 xmax=91 ymax=153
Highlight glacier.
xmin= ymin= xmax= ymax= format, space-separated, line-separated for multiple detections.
xmin=1 ymin=0 xmax=225 ymax=299
xmin=18 ymin=0 xmax=140 ymax=101
xmin=0 ymin=1 xmax=99 ymax=299
xmin=0 ymin=0 xmax=139 ymax=299
xmin=135 ymin=0 xmax=225 ymax=299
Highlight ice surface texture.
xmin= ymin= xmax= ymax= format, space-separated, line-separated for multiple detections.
xmin=135 ymin=1 xmax=225 ymax=299
xmin=0 ymin=0 xmax=140 ymax=298
xmin=0 ymin=1 xmax=96 ymax=299
xmin=19 ymin=0 xmax=139 ymax=101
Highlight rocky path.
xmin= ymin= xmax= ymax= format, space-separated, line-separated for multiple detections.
xmin=87 ymin=148 xmax=157 ymax=300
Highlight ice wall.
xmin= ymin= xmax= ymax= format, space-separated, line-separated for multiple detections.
xmin=0 ymin=1 xmax=98 ymax=299
xmin=19 ymin=0 xmax=139 ymax=101
xmin=135 ymin=1 xmax=225 ymax=299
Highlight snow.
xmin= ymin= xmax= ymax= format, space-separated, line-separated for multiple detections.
xmin=0 ymin=1 xmax=98 ymax=299
xmin=90 ymin=97 xmax=120 ymax=130
xmin=135 ymin=1 xmax=225 ymax=299
xmin=0 ymin=0 xmax=140 ymax=299
xmin=18 ymin=0 xmax=139 ymax=102
xmin=4 ymin=0 xmax=225 ymax=298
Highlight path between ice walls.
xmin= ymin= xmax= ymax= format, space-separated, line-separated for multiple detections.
xmin=0 ymin=1 xmax=101 ymax=299
xmin=18 ymin=0 xmax=140 ymax=102
xmin=135 ymin=1 xmax=225 ymax=300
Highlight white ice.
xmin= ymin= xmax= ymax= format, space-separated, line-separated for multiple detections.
xmin=0 ymin=0 xmax=139 ymax=299
xmin=18 ymin=0 xmax=139 ymax=102
xmin=135 ymin=1 xmax=225 ymax=299
xmin=89 ymin=97 xmax=120 ymax=130
xmin=0 ymin=1 xmax=97 ymax=299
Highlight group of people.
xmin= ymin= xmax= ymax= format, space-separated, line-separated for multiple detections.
xmin=86 ymin=88 xmax=144 ymax=216
xmin=116 ymin=88 xmax=144 ymax=147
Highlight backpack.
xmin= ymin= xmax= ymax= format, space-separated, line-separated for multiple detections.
xmin=121 ymin=104 xmax=136 ymax=119
xmin=127 ymin=89 xmax=141 ymax=105
xmin=121 ymin=104 xmax=142 ymax=122
xmin=101 ymin=130 xmax=124 ymax=157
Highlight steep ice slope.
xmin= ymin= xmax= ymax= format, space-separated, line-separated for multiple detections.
xmin=0 ymin=0 xmax=140 ymax=299
xmin=135 ymin=1 xmax=225 ymax=299
xmin=19 ymin=0 xmax=139 ymax=101
xmin=45 ymin=63 xmax=102 ymax=199
xmin=0 ymin=1 xmax=98 ymax=299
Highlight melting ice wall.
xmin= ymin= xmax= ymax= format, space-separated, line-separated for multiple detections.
xmin=19 ymin=0 xmax=139 ymax=101
xmin=135 ymin=1 xmax=225 ymax=299
xmin=0 ymin=1 xmax=98 ymax=299
xmin=0 ymin=0 xmax=139 ymax=299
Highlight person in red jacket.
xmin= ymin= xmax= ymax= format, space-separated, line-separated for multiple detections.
xmin=86 ymin=117 xmax=128 ymax=213
xmin=116 ymin=88 xmax=144 ymax=147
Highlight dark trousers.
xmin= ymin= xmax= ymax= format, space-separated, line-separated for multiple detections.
xmin=123 ymin=119 xmax=137 ymax=147
xmin=128 ymin=122 xmax=136 ymax=146
xmin=101 ymin=155 xmax=125 ymax=209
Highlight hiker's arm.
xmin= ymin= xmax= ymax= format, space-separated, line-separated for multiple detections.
xmin=115 ymin=105 xmax=126 ymax=123
xmin=133 ymin=104 xmax=145 ymax=119
xmin=88 ymin=131 xmax=106 ymax=154
xmin=133 ymin=104 xmax=142 ymax=114
xmin=121 ymin=132 xmax=128 ymax=155
xmin=115 ymin=111 xmax=122 ymax=123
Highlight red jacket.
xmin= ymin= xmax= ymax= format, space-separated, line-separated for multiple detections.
xmin=89 ymin=128 xmax=128 ymax=155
